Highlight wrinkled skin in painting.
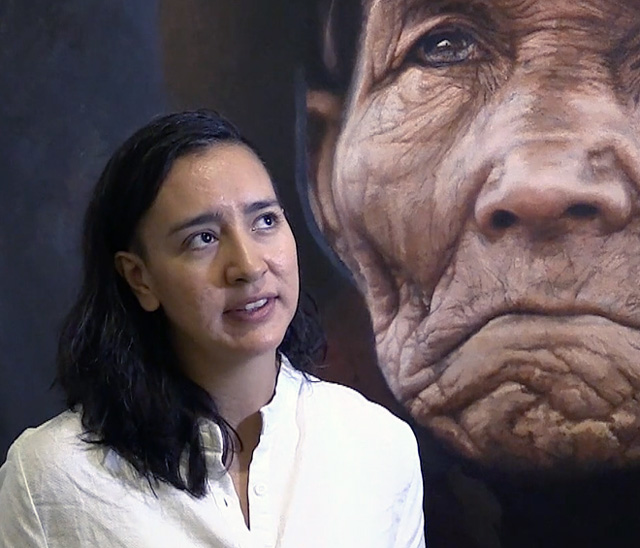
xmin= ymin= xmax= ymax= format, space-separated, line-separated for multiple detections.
xmin=307 ymin=0 xmax=640 ymax=470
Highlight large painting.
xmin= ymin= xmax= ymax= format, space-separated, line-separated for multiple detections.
xmin=302 ymin=0 xmax=640 ymax=546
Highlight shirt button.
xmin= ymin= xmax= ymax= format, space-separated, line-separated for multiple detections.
xmin=253 ymin=483 xmax=267 ymax=496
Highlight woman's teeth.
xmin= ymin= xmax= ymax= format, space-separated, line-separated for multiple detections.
xmin=244 ymin=298 xmax=268 ymax=311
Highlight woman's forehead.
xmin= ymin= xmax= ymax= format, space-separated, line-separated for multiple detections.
xmin=150 ymin=145 xmax=277 ymax=218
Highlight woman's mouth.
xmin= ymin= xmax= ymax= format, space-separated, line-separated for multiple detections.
xmin=224 ymin=296 xmax=277 ymax=322
xmin=242 ymin=298 xmax=268 ymax=311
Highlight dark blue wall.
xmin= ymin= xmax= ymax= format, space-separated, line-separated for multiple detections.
xmin=0 ymin=0 xmax=167 ymax=459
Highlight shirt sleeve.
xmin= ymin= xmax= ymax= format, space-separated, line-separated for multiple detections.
xmin=393 ymin=427 xmax=427 ymax=548
xmin=0 ymin=439 xmax=48 ymax=548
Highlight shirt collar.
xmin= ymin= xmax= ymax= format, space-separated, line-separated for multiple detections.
xmin=199 ymin=354 xmax=304 ymax=457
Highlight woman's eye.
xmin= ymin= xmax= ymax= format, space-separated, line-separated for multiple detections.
xmin=411 ymin=28 xmax=483 ymax=67
xmin=187 ymin=231 xmax=217 ymax=250
xmin=253 ymin=212 xmax=280 ymax=231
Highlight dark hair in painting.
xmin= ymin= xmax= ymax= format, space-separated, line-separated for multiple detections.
xmin=304 ymin=0 xmax=363 ymax=93
xmin=56 ymin=109 xmax=326 ymax=497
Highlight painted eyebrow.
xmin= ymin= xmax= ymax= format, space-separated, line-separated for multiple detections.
xmin=167 ymin=199 xmax=281 ymax=236
xmin=403 ymin=0 xmax=498 ymax=26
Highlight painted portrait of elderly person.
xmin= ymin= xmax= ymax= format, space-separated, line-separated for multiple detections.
xmin=304 ymin=0 xmax=640 ymax=475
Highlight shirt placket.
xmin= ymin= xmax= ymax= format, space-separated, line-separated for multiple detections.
xmin=203 ymin=426 xmax=252 ymax=547
xmin=247 ymin=421 xmax=277 ymax=548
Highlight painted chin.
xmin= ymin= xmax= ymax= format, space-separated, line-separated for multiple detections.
xmin=403 ymin=315 xmax=640 ymax=469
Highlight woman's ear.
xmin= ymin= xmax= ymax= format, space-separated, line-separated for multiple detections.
xmin=114 ymin=251 xmax=160 ymax=312
xmin=306 ymin=89 xmax=344 ymax=237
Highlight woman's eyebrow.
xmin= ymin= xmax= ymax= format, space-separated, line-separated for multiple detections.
xmin=167 ymin=199 xmax=280 ymax=236
xmin=168 ymin=211 xmax=223 ymax=236
xmin=243 ymin=199 xmax=281 ymax=215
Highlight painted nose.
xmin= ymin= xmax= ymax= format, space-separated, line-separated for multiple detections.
xmin=224 ymin=237 xmax=267 ymax=285
xmin=474 ymin=143 xmax=633 ymax=237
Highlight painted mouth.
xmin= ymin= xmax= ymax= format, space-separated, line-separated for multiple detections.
xmin=412 ymin=303 xmax=640 ymax=381
xmin=395 ymin=302 xmax=640 ymax=408
xmin=404 ymin=314 xmax=640 ymax=468
xmin=408 ymin=313 xmax=640 ymax=415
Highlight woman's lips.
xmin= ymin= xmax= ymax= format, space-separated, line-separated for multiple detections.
xmin=224 ymin=296 xmax=277 ymax=322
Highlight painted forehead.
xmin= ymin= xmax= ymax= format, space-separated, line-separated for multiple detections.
xmin=361 ymin=0 xmax=639 ymax=28
xmin=351 ymin=0 xmax=640 ymax=82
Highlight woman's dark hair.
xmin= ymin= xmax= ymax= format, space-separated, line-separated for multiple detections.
xmin=56 ymin=109 xmax=326 ymax=497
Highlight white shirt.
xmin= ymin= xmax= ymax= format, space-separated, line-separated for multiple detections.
xmin=0 ymin=360 xmax=426 ymax=548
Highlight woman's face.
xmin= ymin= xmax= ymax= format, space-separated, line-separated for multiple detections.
xmin=119 ymin=143 xmax=300 ymax=370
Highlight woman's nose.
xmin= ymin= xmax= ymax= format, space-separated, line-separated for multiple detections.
xmin=223 ymin=235 xmax=268 ymax=285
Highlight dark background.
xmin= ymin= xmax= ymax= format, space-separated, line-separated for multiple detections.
xmin=0 ymin=0 xmax=167 ymax=458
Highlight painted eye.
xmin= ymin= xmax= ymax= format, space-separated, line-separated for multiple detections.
xmin=412 ymin=27 xmax=482 ymax=67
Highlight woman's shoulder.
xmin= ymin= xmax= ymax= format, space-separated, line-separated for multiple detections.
xmin=297 ymin=370 xmax=417 ymax=447
xmin=2 ymin=410 xmax=96 ymax=487
xmin=7 ymin=410 xmax=85 ymax=458
xmin=288 ymin=369 xmax=422 ymax=489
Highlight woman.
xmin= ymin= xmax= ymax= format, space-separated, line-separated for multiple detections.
xmin=0 ymin=110 xmax=425 ymax=547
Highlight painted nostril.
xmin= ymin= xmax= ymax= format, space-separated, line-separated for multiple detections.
xmin=564 ymin=203 xmax=598 ymax=219
xmin=491 ymin=210 xmax=518 ymax=230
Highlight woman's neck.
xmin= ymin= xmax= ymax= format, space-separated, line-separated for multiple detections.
xmin=181 ymin=349 xmax=280 ymax=431
xmin=213 ymin=355 xmax=279 ymax=430
xmin=188 ymin=351 xmax=280 ymax=530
